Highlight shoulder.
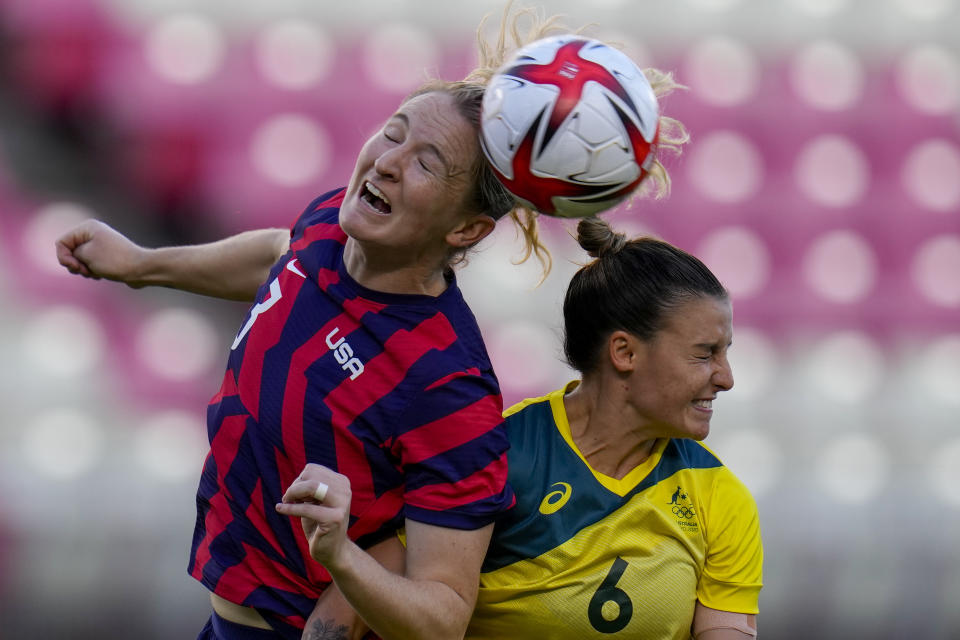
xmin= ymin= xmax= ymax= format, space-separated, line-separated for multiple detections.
xmin=500 ymin=390 xmax=566 ymax=466
xmin=693 ymin=441 xmax=764 ymax=613
xmin=291 ymin=188 xmax=347 ymax=239
xmin=503 ymin=390 xmax=560 ymax=440
xmin=433 ymin=280 xmax=488 ymax=350
xmin=414 ymin=289 xmax=498 ymax=385
xmin=660 ymin=438 xmax=725 ymax=477
xmin=659 ymin=440 xmax=758 ymax=530
xmin=667 ymin=440 xmax=755 ymax=504
xmin=689 ymin=441 xmax=755 ymax=501
xmin=680 ymin=442 xmax=760 ymax=551
xmin=395 ymin=355 xmax=503 ymax=433
xmin=305 ymin=187 xmax=347 ymax=219
xmin=504 ymin=390 xmax=556 ymax=419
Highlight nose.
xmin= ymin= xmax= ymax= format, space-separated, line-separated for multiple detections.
xmin=713 ymin=354 xmax=734 ymax=392
xmin=374 ymin=145 xmax=402 ymax=181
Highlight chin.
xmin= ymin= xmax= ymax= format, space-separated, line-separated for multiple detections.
xmin=337 ymin=198 xmax=365 ymax=238
xmin=686 ymin=423 xmax=711 ymax=441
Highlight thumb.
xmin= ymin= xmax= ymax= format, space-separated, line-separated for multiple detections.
xmin=55 ymin=236 xmax=93 ymax=276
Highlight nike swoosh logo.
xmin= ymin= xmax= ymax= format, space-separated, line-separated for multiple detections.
xmin=286 ymin=258 xmax=306 ymax=279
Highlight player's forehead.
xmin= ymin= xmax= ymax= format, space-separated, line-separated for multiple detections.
xmin=391 ymin=92 xmax=478 ymax=173
xmin=659 ymin=295 xmax=733 ymax=346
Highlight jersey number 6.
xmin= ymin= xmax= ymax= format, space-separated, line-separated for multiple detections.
xmin=588 ymin=557 xmax=633 ymax=633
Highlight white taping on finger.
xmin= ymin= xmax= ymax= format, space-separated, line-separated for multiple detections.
xmin=313 ymin=481 xmax=329 ymax=503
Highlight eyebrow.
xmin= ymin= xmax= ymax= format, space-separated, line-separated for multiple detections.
xmin=391 ymin=112 xmax=454 ymax=175
xmin=693 ymin=340 xmax=733 ymax=350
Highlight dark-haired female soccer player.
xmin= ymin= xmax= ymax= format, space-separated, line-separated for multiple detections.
xmin=464 ymin=216 xmax=763 ymax=639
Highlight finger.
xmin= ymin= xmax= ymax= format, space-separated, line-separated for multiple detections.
xmin=300 ymin=462 xmax=332 ymax=477
xmin=57 ymin=225 xmax=96 ymax=251
xmin=285 ymin=466 xmax=349 ymax=506
xmin=274 ymin=501 xmax=339 ymax=522
xmin=56 ymin=242 xmax=98 ymax=278
xmin=72 ymin=242 xmax=96 ymax=267
xmin=313 ymin=481 xmax=328 ymax=503
xmin=282 ymin=479 xmax=326 ymax=504
xmin=55 ymin=242 xmax=83 ymax=271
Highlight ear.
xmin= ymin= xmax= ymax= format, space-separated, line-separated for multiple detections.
xmin=608 ymin=330 xmax=640 ymax=374
xmin=445 ymin=214 xmax=496 ymax=249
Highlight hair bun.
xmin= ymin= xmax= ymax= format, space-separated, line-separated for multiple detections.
xmin=576 ymin=217 xmax=626 ymax=258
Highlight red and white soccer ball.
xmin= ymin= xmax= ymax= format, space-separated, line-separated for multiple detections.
xmin=480 ymin=35 xmax=660 ymax=218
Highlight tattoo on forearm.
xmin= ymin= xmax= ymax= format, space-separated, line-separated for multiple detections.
xmin=303 ymin=618 xmax=350 ymax=640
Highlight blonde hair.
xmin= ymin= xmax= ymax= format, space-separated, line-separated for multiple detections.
xmin=469 ymin=3 xmax=571 ymax=278
xmin=419 ymin=2 xmax=690 ymax=280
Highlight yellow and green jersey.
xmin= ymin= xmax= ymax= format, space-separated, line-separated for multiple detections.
xmin=466 ymin=385 xmax=763 ymax=639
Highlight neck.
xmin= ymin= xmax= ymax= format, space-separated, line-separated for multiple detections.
xmin=343 ymin=238 xmax=449 ymax=296
xmin=563 ymin=378 xmax=659 ymax=480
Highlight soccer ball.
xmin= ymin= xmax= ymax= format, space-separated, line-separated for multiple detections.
xmin=480 ymin=35 xmax=660 ymax=218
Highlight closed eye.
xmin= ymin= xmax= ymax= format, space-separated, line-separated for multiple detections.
xmin=382 ymin=121 xmax=404 ymax=144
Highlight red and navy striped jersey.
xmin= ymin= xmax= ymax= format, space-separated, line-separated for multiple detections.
xmin=188 ymin=188 xmax=514 ymax=635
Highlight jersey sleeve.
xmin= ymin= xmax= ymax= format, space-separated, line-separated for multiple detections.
xmin=697 ymin=467 xmax=764 ymax=614
xmin=390 ymin=372 xmax=514 ymax=531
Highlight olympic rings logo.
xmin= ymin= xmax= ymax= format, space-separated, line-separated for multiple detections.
xmin=672 ymin=505 xmax=696 ymax=519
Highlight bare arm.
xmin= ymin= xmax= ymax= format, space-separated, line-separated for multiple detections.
xmin=55 ymin=219 xmax=289 ymax=302
xmin=301 ymin=589 xmax=359 ymax=640
xmin=693 ymin=603 xmax=758 ymax=639
xmin=277 ymin=465 xmax=492 ymax=640
xmin=329 ymin=521 xmax=489 ymax=640
xmin=302 ymin=536 xmax=405 ymax=640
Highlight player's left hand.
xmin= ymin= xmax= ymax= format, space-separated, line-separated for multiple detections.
xmin=276 ymin=463 xmax=352 ymax=567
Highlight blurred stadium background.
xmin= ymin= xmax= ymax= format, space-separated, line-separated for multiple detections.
xmin=0 ymin=0 xmax=958 ymax=637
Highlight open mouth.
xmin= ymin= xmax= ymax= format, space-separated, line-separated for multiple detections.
xmin=361 ymin=181 xmax=392 ymax=214
xmin=692 ymin=399 xmax=713 ymax=410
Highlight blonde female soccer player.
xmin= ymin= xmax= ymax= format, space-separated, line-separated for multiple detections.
xmin=57 ymin=84 xmax=524 ymax=640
